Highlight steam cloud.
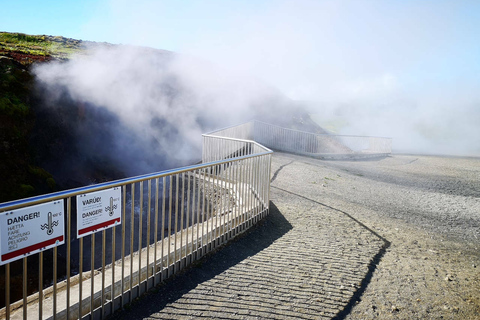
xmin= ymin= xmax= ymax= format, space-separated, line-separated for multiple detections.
xmin=77 ymin=0 xmax=480 ymax=157
xmin=33 ymin=45 xmax=288 ymax=184
xmin=35 ymin=0 xmax=480 ymax=158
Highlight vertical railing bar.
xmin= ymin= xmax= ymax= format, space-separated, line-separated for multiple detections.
xmin=38 ymin=251 xmax=43 ymax=320
xmin=22 ymin=257 xmax=27 ymax=320
xmin=256 ymin=155 xmax=261 ymax=219
xmin=111 ymin=223 xmax=115 ymax=316
xmin=182 ymin=171 xmax=191 ymax=266
xmin=161 ymin=177 xmax=166 ymax=281
xmin=247 ymin=156 xmax=252 ymax=228
xmin=261 ymin=155 xmax=266 ymax=216
xmin=209 ymin=168 xmax=215 ymax=248
xmin=168 ymin=176 xmax=173 ymax=275
xmin=180 ymin=172 xmax=185 ymax=267
xmin=225 ymin=161 xmax=230 ymax=239
xmin=267 ymin=155 xmax=270 ymax=212
xmin=101 ymin=229 xmax=106 ymax=320
xmin=258 ymin=155 xmax=263 ymax=217
xmin=218 ymin=164 xmax=224 ymax=245
xmin=174 ymin=174 xmax=179 ymax=273
xmin=186 ymin=171 xmax=191 ymax=266
xmin=224 ymin=161 xmax=229 ymax=241
xmin=260 ymin=154 xmax=265 ymax=210
xmin=90 ymin=235 xmax=94 ymax=319
xmin=66 ymin=197 xmax=71 ymax=319
xmin=205 ymin=168 xmax=210 ymax=252
xmin=228 ymin=161 xmax=233 ymax=238
xmin=230 ymin=159 xmax=235 ymax=238
xmin=5 ymin=263 xmax=10 ymax=320
xmin=239 ymin=157 xmax=243 ymax=231
xmin=53 ymin=245 xmax=57 ymax=320
xmin=194 ymin=170 xmax=199 ymax=258
xmin=252 ymin=156 xmax=258 ymax=222
xmin=268 ymin=154 xmax=272 ymax=206
xmin=147 ymin=180 xmax=151 ymax=287
xmin=201 ymin=168 xmax=206 ymax=255
xmin=138 ymin=181 xmax=143 ymax=295
xmin=214 ymin=164 xmax=219 ymax=244
xmin=196 ymin=169 xmax=201 ymax=256
xmin=267 ymin=154 xmax=271 ymax=211
xmin=229 ymin=159 xmax=234 ymax=241
xmin=239 ymin=158 xmax=244 ymax=233
xmin=121 ymin=186 xmax=126 ymax=307
xmin=79 ymin=238 xmax=83 ymax=319
xmin=249 ymin=157 xmax=254 ymax=225
xmin=248 ymin=156 xmax=253 ymax=226
xmin=129 ymin=183 xmax=135 ymax=303
xmin=244 ymin=157 xmax=250 ymax=230
xmin=234 ymin=159 xmax=239 ymax=236
xmin=154 ymin=178 xmax=159 ymax=285
xmin=214 ymin=167 xmax=219 ymax=246
xmin=224 ymin=162 xmax=229 ymax=242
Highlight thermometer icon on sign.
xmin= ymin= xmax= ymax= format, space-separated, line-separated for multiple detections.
xmin=40 ymin=212 xmax=58 ymax=235
xmin=105 ymin=197 xmax=117 ymax=216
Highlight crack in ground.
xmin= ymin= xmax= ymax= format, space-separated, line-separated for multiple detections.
xmin=270 ymin=160 xmax=294 ymax=183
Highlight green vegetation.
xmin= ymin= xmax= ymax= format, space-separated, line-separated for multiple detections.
xmin=0 ymin=32 xmax=72 ymax=202
xmin=0 ymin=57 xmax=32 ymax=117
xmin=0 ymin=32 xmax=84 ymax=60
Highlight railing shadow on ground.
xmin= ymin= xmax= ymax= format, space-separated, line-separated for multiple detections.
xmin=111 ymin=201 xmax=292 ymax=319
xmin=309 ymin=198 xmax=391 ymax=320
xmin=273 ymin=185 xmax=391 ymax=320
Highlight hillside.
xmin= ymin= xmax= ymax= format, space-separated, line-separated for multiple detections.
xmin=0 ymin=32 xmax=324 ymax=203
xmin=0 ymin=32 xmax=87 ymax=201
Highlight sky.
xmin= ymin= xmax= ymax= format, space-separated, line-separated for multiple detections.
xmin=2 ymin=0 xmax=480 ymax=155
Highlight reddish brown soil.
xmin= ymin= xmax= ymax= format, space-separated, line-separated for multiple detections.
xmin=0 ymin=49 xmax=53 ymax=65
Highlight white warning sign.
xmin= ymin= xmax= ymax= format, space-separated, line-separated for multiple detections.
xmin=76 ymin=187 xmax=121 ymax=238
xmin=0 ymin=200 xmax=65 ymax=265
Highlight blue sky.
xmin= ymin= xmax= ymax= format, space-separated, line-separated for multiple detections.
xmin=2 ymin=0 xmax=480 ymax=154
xmin=2 ymin=0 xmax=479 ymax=99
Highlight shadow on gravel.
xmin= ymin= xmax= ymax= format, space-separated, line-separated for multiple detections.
xmin=331 ymin=209 xmax=391 ymax=320
xmin=112 ymin=201 xmax=292 ymax=319
xmin=273 ymin=187 xmax=391 ymax=320
xmin=273 ymin=186 xmax=391 ymax=320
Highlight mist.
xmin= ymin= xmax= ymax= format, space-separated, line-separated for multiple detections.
xmin=75 ymin=0 xmax=480 ymax=157
xmin=33 ymin=45 xmax=293 ymax=186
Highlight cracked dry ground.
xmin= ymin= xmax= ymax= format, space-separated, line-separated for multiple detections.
xmin=116 ymin=152 xmax=480 ymax=320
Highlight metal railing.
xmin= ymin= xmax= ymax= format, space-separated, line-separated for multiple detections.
xmin=252 ymin=120 xmax=392 ymax=158
xmin=0 ymin=125 xmax=272 ymax=320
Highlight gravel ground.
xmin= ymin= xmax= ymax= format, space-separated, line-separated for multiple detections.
xmin=271 ymin=152 xmax=480 ymax=319
xmin=114 ymin=152 xmax=480 ymax=319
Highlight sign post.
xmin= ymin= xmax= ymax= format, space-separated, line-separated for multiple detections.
xmin=76 ymin=187 xmax=122 ymax=238
xmin=0 ymin=200 xmax=65 ymax=265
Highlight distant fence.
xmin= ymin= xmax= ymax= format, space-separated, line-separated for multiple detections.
xmin=205 ymin=120 xmax=392 ymax=160
xmin=252 ymin=121 xmax=392 ymax=159
xmin=0 ymin=120 xmax=390 ymax=320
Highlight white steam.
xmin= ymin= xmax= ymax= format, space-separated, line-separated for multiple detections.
xmin=77 ymin=0 xmax=480 ymax=157
xmin=33 ymin=45 xmax=286 ymax=176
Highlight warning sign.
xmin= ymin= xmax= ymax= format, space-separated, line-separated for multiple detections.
xmin=0 ymin=200 xmax=65 ymax=265
xmin=76 ymin=187 xmax=121 ymax=238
